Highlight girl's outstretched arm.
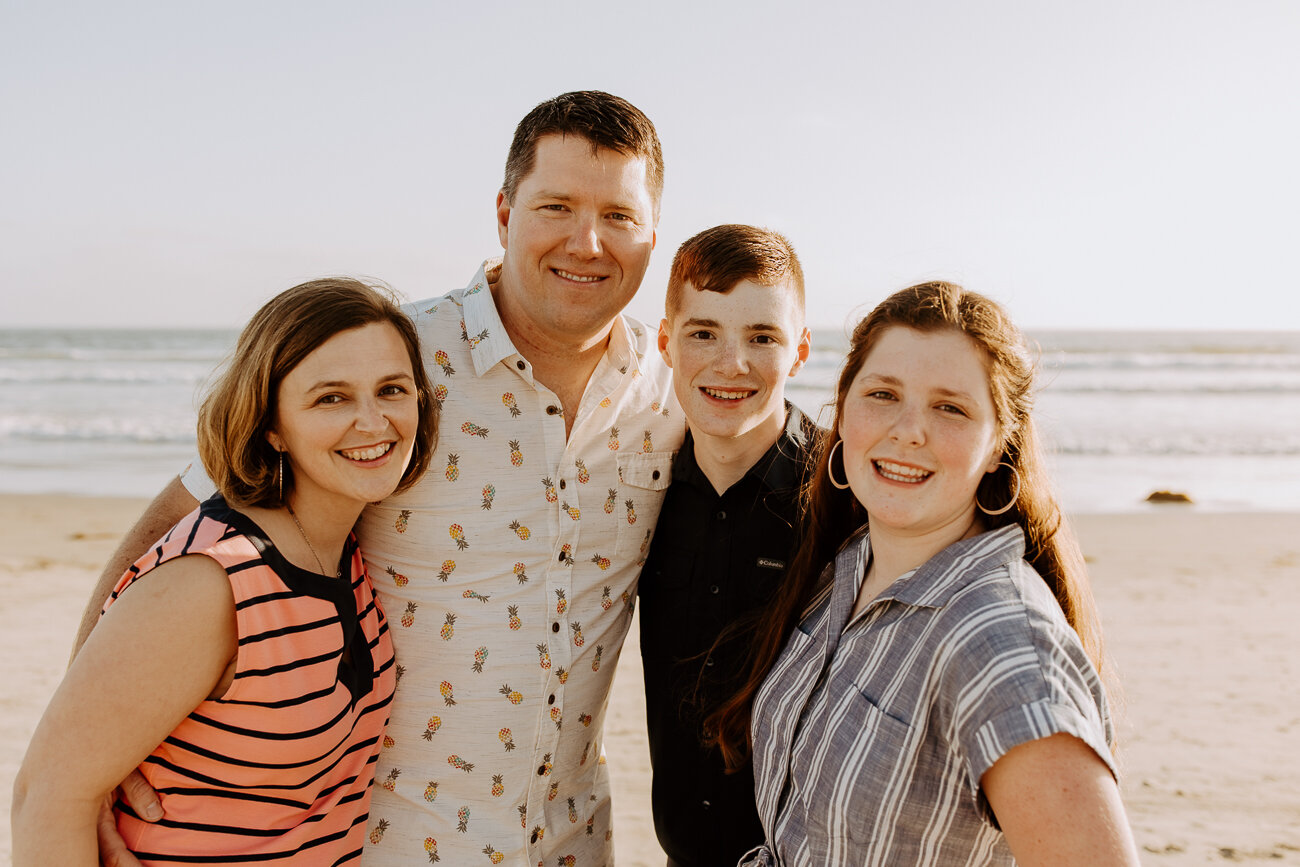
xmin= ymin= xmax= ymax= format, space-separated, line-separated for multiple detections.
xmin=982 ymin=731 xmax=1141 ymax=866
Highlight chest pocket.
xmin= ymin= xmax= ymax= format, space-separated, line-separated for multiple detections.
xmin=833 ymin=680 xmax=919 ymax=844
xmin=615 ymin=451 xmax=674 ymax=559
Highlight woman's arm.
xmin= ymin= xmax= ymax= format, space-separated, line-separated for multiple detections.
xmin=12 ymin=554 xmax=237 ymax=866
xmin=981 ymin=732 xmax=1141 ymax=866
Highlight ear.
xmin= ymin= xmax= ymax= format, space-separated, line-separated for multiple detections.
xmin=495 ymin=190 xmax=511 ymax=250
xmin=265 ymin=430 xmax=285 ymax=453
xmin=789 ymin=327 xmax=812 ymax=377
xmin=657 ymin=318 xmax=673 ymax=369
xmin=984 ymin=445 xmax=1004 ymax=476
xmin=651 ymin=228 xmax=656 ymax=250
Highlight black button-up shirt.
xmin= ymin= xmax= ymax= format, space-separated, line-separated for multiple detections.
xmin=639 ymin=403 xmax=818 ymax=866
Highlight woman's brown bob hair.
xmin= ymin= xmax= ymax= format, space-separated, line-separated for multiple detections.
xmin=197 ymin=277 xmax=436 ymax=508
xmin=707 ymin=280 xmax=1105 ymax=769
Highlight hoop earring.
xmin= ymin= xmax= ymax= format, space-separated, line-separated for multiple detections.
xmin=827 ymin=440 xmax=852 ymax=490
xmin=277 ymin=450 xmax=284 ymax=503
xmin=976 ymin=462 xmax=1021 ymax=516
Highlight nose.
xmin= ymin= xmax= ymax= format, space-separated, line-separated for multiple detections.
xmin=354 ymin=395 xmax=389 ymax=434
xmin=565 ymin=213 xmax=602 ymax=259
xmin=889 ymin=401 xmax=926 ymax=446
xmin=712 ymin=338 xmax=747 ymax=376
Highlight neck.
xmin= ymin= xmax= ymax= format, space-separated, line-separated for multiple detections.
xmin=491 ymin=278 xmax=615 ymax=437
xmin=246 ymin=494 xmax=362 ymax=578
xmin=867 ymin=510 xmax=985 ymax=588
xmin=692 ymin=409 xmax=786 ymax=496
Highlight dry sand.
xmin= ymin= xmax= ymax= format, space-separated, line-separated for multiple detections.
xmin=2 ymin=494 xmax=1297 ymax=864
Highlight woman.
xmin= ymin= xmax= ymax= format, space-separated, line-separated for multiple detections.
xmin=12 ymin=278 xmax=436 ymax=864
xmin=708 ymin=282 xmax=1140 ymax=865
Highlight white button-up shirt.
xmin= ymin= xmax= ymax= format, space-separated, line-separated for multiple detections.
xmin=345 ymin=263 xmax=681 ymax=865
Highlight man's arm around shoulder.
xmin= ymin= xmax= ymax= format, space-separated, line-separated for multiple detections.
xmin=69 ymin=475 xmax=199 ymax=662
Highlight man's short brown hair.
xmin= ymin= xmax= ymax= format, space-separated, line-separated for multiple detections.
xmin=665 ymin=224 xmax=805 ymax=320
xmin=502 ymin=90 xmax=664 ymax=214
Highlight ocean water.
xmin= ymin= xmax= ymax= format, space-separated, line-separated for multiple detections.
xmin=3 ymin=327 xmax=1299 ymax=512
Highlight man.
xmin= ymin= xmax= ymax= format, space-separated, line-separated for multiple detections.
xmin=76 ymin=91 xmax=684 ymax=866
xmin=639 ymin=225 xmax=817 ymax=866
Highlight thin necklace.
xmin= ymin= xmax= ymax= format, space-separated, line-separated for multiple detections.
xmin=285 ymin=501 xmax=341 ymax=578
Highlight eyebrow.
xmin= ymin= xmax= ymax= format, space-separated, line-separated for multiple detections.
xmin=305 ymin=372 xmax=414 ymax=391
xmin=860 ymin=373 xmax=976 ymax=401
xmin=533 ymin=190 xmax=641 ymax=212
xmin=681 ymin=317 xmax=786 ymax=332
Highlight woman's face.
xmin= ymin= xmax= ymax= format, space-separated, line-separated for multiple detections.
xmin=838 ymin=326 xmax=1002 ymax=543
xmin=267 ymin=321 xmax=420 ymax=516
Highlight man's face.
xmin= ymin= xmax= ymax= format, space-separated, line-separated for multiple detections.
xmin=658 ymin=279 xmax=810 ymax=446
xmin=495 ymin=134 xmax=657 ymax=347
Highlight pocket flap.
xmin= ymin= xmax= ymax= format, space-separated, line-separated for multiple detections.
xmin=617 ymin=451 xmax=674 ymax=491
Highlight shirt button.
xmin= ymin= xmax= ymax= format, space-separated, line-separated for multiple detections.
xmin=557 ymin=551 xmax=565 ymax=562
xmin=705 ymin=656 xmax=715 ymax=667
xmin=531 ymin=829 xmax=539 ymax=842
xmin=652 ymin=469 xmax=661 ymax=481
xmin=548 ymin=694 xmax=555 ymax=705
xmin=536 ymin=765 xmax=546 ymax=776
xmin=702 ymin=800 xmax=712 ymax=809
xmin=516 ymin=360 xmax=526 ymax=370
xmin=547 ymin=405 xmax=561 ymax=415
xmin=709 ymin=584 xmax=720 ymax=594
xmin=559 ymin=479 xmax=567 ymax=490
xmin=552 ymin=622 xmax=560 ymax=633
xmin=717 ymin=510 xmax=726 ymax=520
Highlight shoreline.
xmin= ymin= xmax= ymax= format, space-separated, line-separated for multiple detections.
xmin=2 ymin=495 xmax=1298 ymax=863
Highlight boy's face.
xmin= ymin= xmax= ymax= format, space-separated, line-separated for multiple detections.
xmin=658 ymin=279 xmax=810 ymax=445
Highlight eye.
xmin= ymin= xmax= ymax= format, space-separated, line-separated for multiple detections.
xmin=866 ymin=390 xmax=896 ymax=401
xmin=936 ymin=403 xmax=967 ymax=416
xmin=608 ymin=212 xmax=633 ymax=222
xmin=687 ymin=330 xmax=715 ymax=340
xmin=541 ymin=204 xmax=568 ymax=213
xmin=380 ymin=384 xmax=409 ymax=397
xmin=314 ymin=393 xmax=344 ymax=406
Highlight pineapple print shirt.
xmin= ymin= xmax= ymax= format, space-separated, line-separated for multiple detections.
xmin=106 ymin=496 xmax=396 ymax=864
xmin=188 ymin=260 xmax=683 ymax=866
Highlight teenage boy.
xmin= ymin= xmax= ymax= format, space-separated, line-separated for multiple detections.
xmin=640 ymin=224 xmax=817 ymax=867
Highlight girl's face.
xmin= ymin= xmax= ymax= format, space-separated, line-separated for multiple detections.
xmin=267 ymin=321 xmax=419 ymax=516
xmin=838 ymin=326 xmax=1002 ymax=544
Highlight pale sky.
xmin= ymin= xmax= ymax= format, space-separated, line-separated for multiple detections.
xmin=3 ymin=1 xmax=1298 ymax=331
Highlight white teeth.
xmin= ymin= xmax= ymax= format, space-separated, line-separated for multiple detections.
xmin=874 ymin=460 xmax=931 ymax=483
xmin=555 ymin=269 xmax=602 ymax=283
xmin=703 ymin=388 xmax=753 ymax=400
xmin=340 ymin=443 xmax=393 ymax=462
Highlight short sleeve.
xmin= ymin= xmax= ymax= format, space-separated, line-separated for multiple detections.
xmin=936 ymin=565 xmax=1115 ymax=822
xmin=179 ymin=454 xmax=218 ymax=501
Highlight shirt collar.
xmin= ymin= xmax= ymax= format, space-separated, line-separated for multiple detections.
xmin=672 ymin=401 xmax=820 ymax=497
xmin=855 ymin=523 xmax=1028 ymax=610
xmin=462 ymin=258 xmax=648 ymax=380
xmin=757 ymin=402 xmax=818 ymax=493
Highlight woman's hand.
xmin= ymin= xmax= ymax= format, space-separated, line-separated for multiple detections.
xmin=982 ymin=732 xmax=1141 ymax=866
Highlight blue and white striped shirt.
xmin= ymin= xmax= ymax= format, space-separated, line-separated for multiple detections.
xmin=743 ymin=524 xmax=1114 ymax=866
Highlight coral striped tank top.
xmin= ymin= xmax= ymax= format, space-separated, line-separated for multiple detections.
xmin=106 ymin=496 xmax=396 ymax=865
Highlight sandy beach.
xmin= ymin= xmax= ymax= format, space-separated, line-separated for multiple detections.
xmin=2 ymin=494 xmax=1297 ymax=864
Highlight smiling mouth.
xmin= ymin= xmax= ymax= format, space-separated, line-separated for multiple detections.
xmin=553 ymin=268 xmax=604 ymax=284
xmin=339 ymin=442 xmax=394 ymax=462
xmin=701 ymin=387 xmax=756 ymax=401
xmin=874 ymin=460 xmax=932 ymax=483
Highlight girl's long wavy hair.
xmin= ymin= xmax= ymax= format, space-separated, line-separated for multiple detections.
xmin=705 ymin=281 xmax=1105 ymax=770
